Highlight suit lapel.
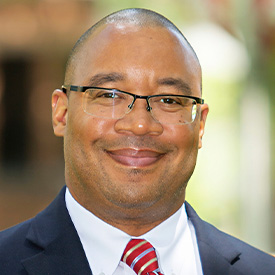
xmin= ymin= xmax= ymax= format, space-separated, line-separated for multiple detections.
xmin=195 ymin=240 xmax=244 ymax=275
xmin=21 ymin=187 xmax=92 ymax=275
xmin=185 ymin=202 xmax=244 ymax=275
xmin=18 ymin=189 xmax=247 ymax=274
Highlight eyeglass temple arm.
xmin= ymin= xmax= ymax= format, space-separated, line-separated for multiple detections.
xmin=62 ymin=85 xmax=82 ymax=93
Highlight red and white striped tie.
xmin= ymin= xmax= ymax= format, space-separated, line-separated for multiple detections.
xmin=121 ymin=239 xmax=164 ymax=275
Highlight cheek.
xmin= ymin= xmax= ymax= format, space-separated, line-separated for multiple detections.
xmin=168 ymin=123 xmax=198 ymax=150
xmin=166 ymin=123 xmax=200 ymax=173
xmin=64 ymin=114 xmax=106 ymax=164
xmin=64 ymin=115 xmax=115 ymax=191
xmin=69 ymin=112 xmax=112 ymax=141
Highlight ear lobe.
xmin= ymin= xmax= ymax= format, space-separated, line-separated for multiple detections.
xmin=52 ymin=89 xmax=68 ymax=137
xmin=198 ymin=104 xmax=209 ymax=149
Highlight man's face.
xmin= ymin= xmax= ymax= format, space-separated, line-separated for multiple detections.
xmin=52 ymin=24 xmax=208 ymax=229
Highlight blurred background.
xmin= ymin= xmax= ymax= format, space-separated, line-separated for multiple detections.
xmin=0 ymin=0 xmax=274 ymax=253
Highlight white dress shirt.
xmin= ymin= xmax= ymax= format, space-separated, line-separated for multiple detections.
xmin=65 ymin=188 xmax=203 ymax=275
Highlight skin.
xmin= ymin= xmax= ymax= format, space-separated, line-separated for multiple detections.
xmin=52 ymin=23 xmax=209 ymax=236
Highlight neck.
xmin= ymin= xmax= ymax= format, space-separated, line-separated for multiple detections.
xmin=69 ymin=190 xmax=185 ymax=236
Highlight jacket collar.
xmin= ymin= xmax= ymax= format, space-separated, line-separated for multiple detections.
xmin=20 ymin=186 xmax=244 ymax=275
xmin=21 ymin=186 xmax=92 ymax=275
xmin=185 ymin=202 xmax=244 ymax=275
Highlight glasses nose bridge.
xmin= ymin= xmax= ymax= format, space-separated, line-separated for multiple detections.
xmin=128 ymin=94 xmax=152 ymax=112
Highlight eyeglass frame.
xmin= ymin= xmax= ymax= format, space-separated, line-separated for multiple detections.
xmin=62 ymin=84 xmax=204 ymax=109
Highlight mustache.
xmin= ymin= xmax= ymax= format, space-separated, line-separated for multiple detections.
xmin=94 ymin=136 xmax=175 ymax=153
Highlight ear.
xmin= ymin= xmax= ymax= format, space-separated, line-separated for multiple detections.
xmin=52 ymin=89 xmax=68 ymax=137
xmin=198 ymin=104 xmax=209 ymax=149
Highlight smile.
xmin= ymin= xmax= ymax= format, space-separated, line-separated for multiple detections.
xmin=106 ymin=148 xmax=165 ymax=167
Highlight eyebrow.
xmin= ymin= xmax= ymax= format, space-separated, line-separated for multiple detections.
xmin=86 ymin=73 xmax=192 ymax=95
xmin=157 ymin=77 xmax=192 ymax=95
xmin=86 ymin=73 xmax=125 ymax=86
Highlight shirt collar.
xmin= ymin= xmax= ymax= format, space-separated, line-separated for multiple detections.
xmin=65 ymin=188 xmax=130 ymax=274
xmin=142 ymin=205 xmax=187 ymax=248
xmin=65 ymin=187 xmax=188 ymax=274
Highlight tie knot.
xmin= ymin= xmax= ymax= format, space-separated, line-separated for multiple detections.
xmin=121 ymin=239 xmax=164 ymax=275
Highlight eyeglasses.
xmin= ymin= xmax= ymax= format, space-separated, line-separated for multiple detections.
xmin=62 ymin=85 xmax=204 ymax=125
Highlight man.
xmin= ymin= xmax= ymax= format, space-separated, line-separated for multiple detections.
xmin=0 ymin=8 xmax=274 ymax=275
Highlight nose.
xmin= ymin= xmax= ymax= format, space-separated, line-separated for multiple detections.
xmin=114 ymin=98 xmax=164 ymax=136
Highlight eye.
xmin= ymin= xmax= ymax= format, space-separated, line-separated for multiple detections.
xmin=96 ymin=90 xmax=118 ymax=98
xmin=160 ymin=97 xmax=180 ymax=105
xmin=151 ymin=96 xmax=193 ymax=111
xmin=159 ymin=96 xmax=189 ymax=106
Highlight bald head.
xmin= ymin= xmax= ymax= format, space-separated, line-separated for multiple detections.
xmin=64 ymin=8 xmax=200 ymax=85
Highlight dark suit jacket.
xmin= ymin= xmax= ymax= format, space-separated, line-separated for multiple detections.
xmin=0 ymin=186 xmax=274 ymax=275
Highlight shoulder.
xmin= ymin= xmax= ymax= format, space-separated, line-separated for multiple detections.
xmin=0 ymin=218 xmax=32 ymax=248
xmin=206 ymin=220 xmax=275 ymax=274
xmin=0 ymin=218 xmax=39 ymax=274
xmin=0 ymin=187 xmax=67 ymax=274
xmin=185 ymin=202 xmax=275 ymax=275
xmin=0 ymin=186 xmax=67 ymax=248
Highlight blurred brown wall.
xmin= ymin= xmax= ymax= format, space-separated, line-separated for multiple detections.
xmin=0 ymin=0 xmax=95 ymax=230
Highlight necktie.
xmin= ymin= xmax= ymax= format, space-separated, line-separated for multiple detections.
xmin=121 ymin=239 xmax=164 ymax=275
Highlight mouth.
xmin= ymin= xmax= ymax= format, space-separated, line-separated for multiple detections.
xmin=106 ymin=148 xmax=165 ymax=167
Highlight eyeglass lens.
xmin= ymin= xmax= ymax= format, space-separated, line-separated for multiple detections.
xmin=82 ymin=89 xmax=197 ymax=125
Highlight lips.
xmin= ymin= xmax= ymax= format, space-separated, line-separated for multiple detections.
xmin=106 ymin=148 xmax=165 ymax=167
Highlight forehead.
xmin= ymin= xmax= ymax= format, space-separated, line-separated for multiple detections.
xmin=72 ymin=23 xmax=201 ymax=92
